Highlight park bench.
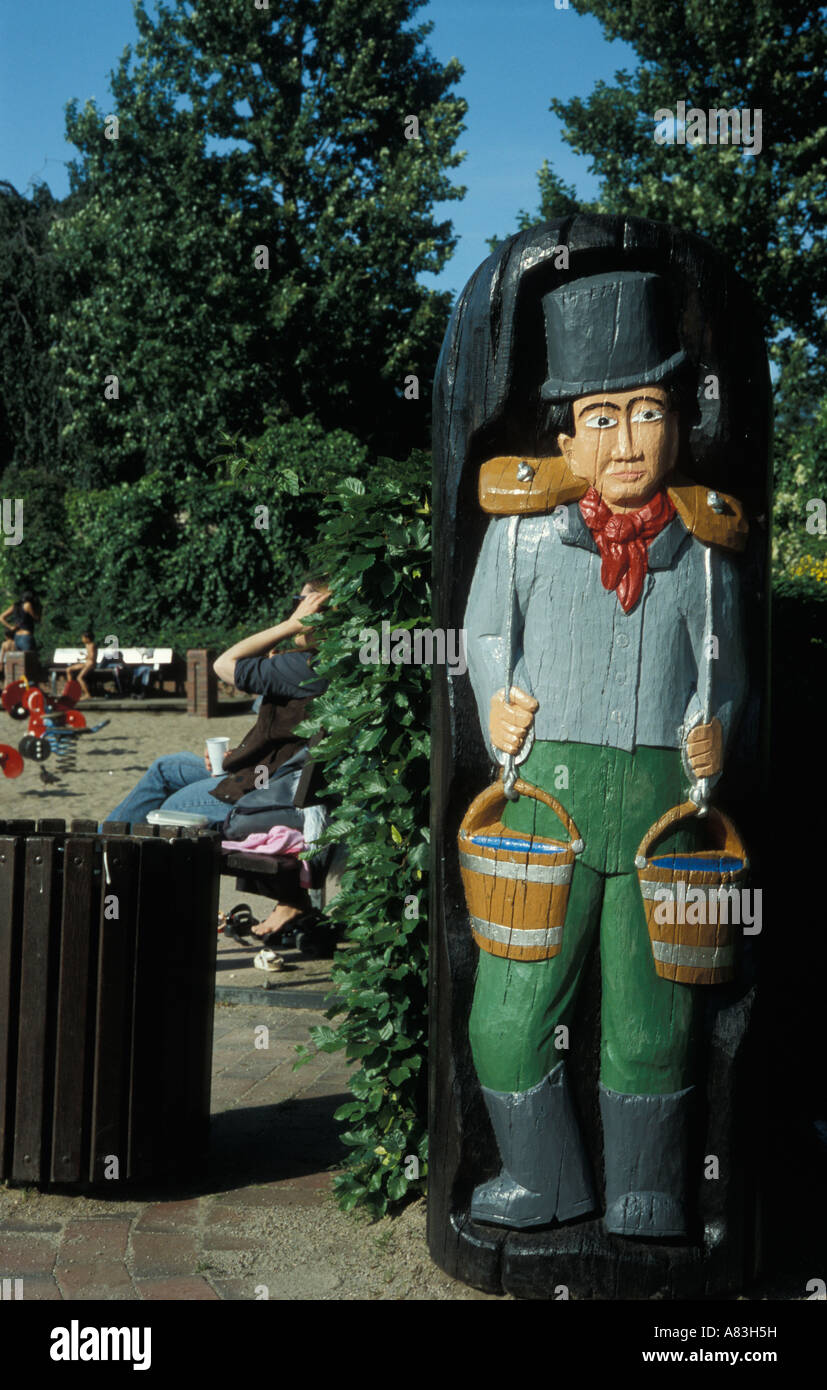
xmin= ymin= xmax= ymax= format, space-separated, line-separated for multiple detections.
xmin=224 ymin=748 xmax=345 ymax=954
xmin=48 ymin=647 xmax=185 ymax=697
xmin=141 ymin=743 xmax=345 ymax=955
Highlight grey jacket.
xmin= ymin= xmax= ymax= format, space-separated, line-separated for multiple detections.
xmin=464 ymin=501 xmax=747 ymax=765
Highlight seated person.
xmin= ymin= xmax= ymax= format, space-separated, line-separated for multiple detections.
xmin=130 ymin=663 xmax=154 ymax=698
xmin=106 ymin=578 xmax=331 ymax=937
xmin=64 ymin=629 xmax=98 ymax=701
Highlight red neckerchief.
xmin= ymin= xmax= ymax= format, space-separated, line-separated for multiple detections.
xmin=578 ymin=486 xmax=676 ymax=612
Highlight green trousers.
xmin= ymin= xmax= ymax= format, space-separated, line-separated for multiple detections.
xmin=468 ymin=741 xmax=699 ymax=1096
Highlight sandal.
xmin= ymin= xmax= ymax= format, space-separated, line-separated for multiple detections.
xmin=255 ymin=907 xmax=323 ymax=949
xmin=223 ymin=903 xmax=259 ymax=945
xmin=253 ymin=949 xmax=284 ymax=973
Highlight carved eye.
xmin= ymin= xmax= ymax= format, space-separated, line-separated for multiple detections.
xmin=630 ymin=408 xmax=665 ymax=423
xmin=584 ymin=414 xmax=617 ymax=429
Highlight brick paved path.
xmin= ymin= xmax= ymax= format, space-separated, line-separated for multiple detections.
xmin=0 ymin=1005 xmax=350 ymax=1300
xmin=0 ymin=1004 xmax=495 ymax=1301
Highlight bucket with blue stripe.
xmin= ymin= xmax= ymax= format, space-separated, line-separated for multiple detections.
xmin=635 ymin=800 xmax=749 ymax=985
xmin=458 ymin=775 xmax=584 ymax=962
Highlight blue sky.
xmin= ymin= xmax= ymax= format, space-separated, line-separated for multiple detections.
xmin=0 ymin=0 xmax=637 ymax=298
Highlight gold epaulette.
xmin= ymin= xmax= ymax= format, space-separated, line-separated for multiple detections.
xmin=478 ymin=457 xmax=748 ymax=552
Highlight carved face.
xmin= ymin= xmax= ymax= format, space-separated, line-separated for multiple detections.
xmin=557 ymin=384 xmax=678 ymax=513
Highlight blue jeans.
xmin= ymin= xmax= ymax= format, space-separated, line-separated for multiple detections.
xmin=14 ymin=634 xmax=35 ymax=651
xmin=107 ymin=752 xmax=230 ymax=826
xmin=132 ymin=664 xmax=153 ymax=690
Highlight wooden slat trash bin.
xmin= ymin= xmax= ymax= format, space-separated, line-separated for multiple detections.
xmin=0 ymin=818 xmax=220 ymax=1186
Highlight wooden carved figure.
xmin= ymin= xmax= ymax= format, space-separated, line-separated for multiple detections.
xmin=430 ymin=217 xmax=769 ymax=1300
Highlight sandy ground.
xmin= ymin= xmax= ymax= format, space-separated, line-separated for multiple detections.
xmin=0 ymin=692 xmax=256 ymax=829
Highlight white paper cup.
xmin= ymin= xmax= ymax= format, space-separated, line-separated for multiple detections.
xmin=206 ymin=736 xmax=230 ymax=776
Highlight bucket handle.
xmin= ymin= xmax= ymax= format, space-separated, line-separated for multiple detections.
xmin=634 ymin=799 xmax=748 ymax=870
xmin=461 ymin=775 xmax=584 ymax=854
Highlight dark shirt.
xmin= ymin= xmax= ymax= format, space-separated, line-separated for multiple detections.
xmin=13 ymin=602 xmax=36 ymax=634
xmin=210 ymin=649 xmax=327 ymax=805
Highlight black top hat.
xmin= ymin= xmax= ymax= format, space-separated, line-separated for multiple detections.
xmin=540 ymin=270 xmax=686 ymax=402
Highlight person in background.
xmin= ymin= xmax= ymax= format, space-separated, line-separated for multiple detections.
xmin=63 ymin=628 xmax=98 ymax=702
xmin=1 ymin=588 xmax=42 ymax=657
xmin=105 ymin=578 xmax=331 ymax=919
xmin=130 ymin=663 xmax=154 ymax=699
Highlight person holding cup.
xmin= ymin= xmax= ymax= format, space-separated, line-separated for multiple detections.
xmin=105 ymin=578 xmax=331 ymax=827
xmin=205 ymin=735 xmax=230 ymax=776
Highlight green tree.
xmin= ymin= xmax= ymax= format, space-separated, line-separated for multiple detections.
xmin=0 ymin=183 xmax=68 ymax=476
xmin=52 ymin=0 xmax=466 ymax=485
xmin=0 ymin=464 xmax=70 ymax=584
xmin=516 ymin=0 xmax=827 ymax=559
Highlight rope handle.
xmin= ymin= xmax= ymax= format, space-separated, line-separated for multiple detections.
xmin=460 ymin=775 xmax=584 ymax=854
xmin=499 ymin=513 xmax=523 ymax=802
xmin=689 ymin=542 xmax=715 ymax=815
xmin=634 ymin=798 xmax=747 ymax=869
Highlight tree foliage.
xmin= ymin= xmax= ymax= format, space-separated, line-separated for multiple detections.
xmin=0 ymin=183 xmax=68 ymax=474
xmin=518 ymin=0 xmax=827 ymax=566
xmin=0 ymin=417 xmax=368 ymax=656
xmin=49 ymin=0 xmax=466 ymax=484
xmin=538 ymin=0 xmax=826 ymax=349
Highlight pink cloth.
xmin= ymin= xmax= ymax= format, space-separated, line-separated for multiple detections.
xmin=221 ymin=825 xmax=310 ymax=886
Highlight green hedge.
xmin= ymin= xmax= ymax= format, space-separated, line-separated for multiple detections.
xmin=284 ymin=457 xmax=432 ymax=1216
xmin=0 ymin=417 xmax=370 ymax=655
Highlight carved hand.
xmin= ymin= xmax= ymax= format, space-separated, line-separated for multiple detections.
xmin=489 ymin=687 xmax=539 ymax=754
xmin=686 ymin=718 xmax=723 ymax=778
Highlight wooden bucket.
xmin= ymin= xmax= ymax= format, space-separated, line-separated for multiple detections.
xmin=458 ymin=777 xmax=584 ymax=962
xmin=635 ymin=801 xmax=749 ymax=985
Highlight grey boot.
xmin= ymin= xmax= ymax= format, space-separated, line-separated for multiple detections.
xmin=599 ymin=1083 xmax=694 ymax=1238
xmin=472 ymin=1062 xmax=597 ymax=1229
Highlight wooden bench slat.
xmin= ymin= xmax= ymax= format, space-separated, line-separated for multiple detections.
xmin=221 ymin=851 xmax=299 ymax=876
xmin=51 ymin=648 xmax=175 ymax=667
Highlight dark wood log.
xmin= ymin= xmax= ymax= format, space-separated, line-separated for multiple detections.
xmin=12 ymin=838 xmax=61 ymax=1181
xmin=430 ymin=215 xmax=770 ymax=1299
xmin=127 ymin=836 xmax=173 ymax=1180
xmin=89 ymin=836 xmax=139 ymax=1183
xmin=181 ymin=835 xmax=220 ymax=1163
xmin=50 ymin=836 xmax=97 ymax=1183
xmin=0 ymin=834 xmax=22 ymax=1179
xmin=134 ymin=836 xmax=210 ymax=1178
xmin=0 ymin=825 xmax=218 ymax=1189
